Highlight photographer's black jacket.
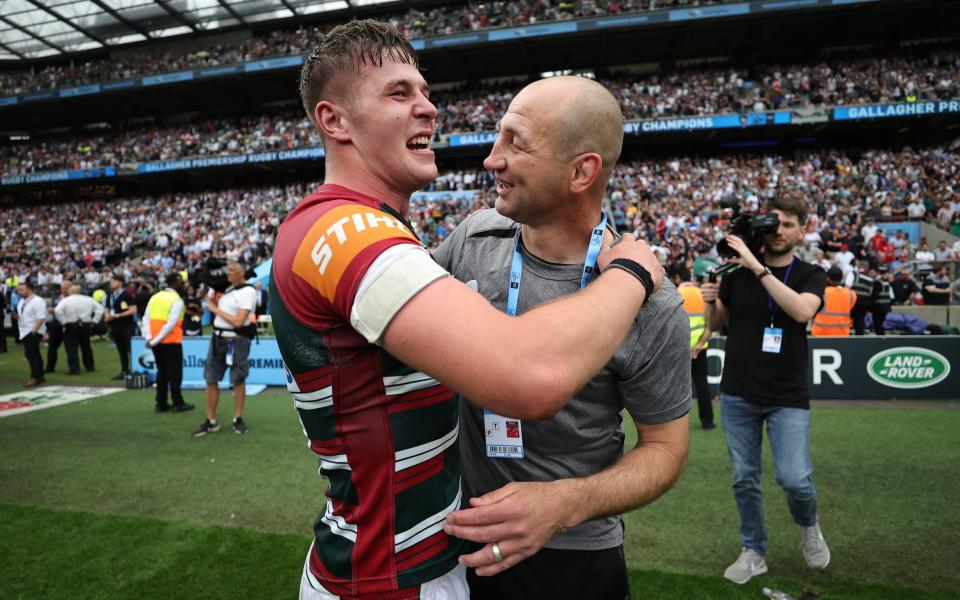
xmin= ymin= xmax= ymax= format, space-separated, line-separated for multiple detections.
xmin=718 ymin=259 xmax=827 ymax=409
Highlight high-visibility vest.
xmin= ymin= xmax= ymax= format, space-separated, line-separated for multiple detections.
xmin=811 ymin=286 xmax=857 ymax=337
xmin=678 ymin=284 xmax=706 ymax=349
xmin=146 ymin=289 xmax=183 ymax=344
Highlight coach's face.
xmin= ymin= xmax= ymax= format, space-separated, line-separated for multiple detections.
xmin=483 ymin=86 xmax=567 ymax=226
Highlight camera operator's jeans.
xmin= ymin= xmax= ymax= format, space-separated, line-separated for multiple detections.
xmin=721 ymin=393 xmax=819 ymax=557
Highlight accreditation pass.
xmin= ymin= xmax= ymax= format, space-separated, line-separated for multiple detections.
xmin=483 ymin=409 xmax=524 ymax=459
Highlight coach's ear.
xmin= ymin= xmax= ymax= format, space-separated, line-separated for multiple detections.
xmin=316 ymin=101 xmax=351 ymax=144
xmin=568 ymin=152 xmax=602 ymax=195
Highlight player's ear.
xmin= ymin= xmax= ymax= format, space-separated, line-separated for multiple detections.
xmin=317 ymin=101 xmax=351 ymax=144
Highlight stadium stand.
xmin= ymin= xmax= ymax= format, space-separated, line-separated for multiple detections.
xmin=4 ymin=49 xmax=957 ymax=177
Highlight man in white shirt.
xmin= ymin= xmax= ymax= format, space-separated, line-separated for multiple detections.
xmin=55 ymin=285 xmax=105 ymax=375
xmin=193 ymin=261 xmax=259 ymax=437
xmin=906 ymin=200 xmax=926 ymax=220
xmin=836 ymin=243 xmax=856 ymax=276
xmin=16 ymin=281 xmax=48 ymax=387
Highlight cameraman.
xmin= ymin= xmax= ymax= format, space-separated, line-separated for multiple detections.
xmin=701 ymin=195 xmax=829 ymax=585
xmin=192 ymin=261 xmax=258 ymax=437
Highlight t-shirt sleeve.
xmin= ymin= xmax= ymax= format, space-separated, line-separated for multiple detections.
xmin=798 ymin=263 xmax=828 ymax=312
xmin=619 ymin=290 xmax=693 ymax=425
xmin=238 ymin=287 xmax=258 ymax=313
xmin=288 ymin=203 xmax=449 ymax=341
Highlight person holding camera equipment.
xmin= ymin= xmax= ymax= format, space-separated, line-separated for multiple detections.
xmin=701 ymin=194 xmax=830 ymax=585
xmin=192 ymin=260 xmax=258 ymax=437
xmin=54 ymin=285 xmax=104 ymax=375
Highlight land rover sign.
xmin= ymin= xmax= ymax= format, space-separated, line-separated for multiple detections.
xmin=867 ymin=347 xmax=951 ymax=389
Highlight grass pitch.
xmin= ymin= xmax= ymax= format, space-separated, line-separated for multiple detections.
xmin=1 ymin=340 xmax=958 ymax=599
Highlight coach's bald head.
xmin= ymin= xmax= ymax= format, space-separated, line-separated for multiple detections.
xmin=515 ymin=76 xmax=624 ymax=190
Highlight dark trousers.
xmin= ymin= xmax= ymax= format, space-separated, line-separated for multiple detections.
xmin=22 ymin=333 xmax=44 ymax=379
xmin=64 ymin=322 xmax=94 ymax=373
xmin=46 ymin=319 xmax=63 ymax=371
xmin=852 ymin=304 xmax=886 ymax=335
xmin=153 ymin=343 xmax=184 ymax=407
xmin=110 ymin=324 xmax=133 ymax=373
xmin=468 ymin=545 xmax=630 ymax=600
xmin=691 ymin=351 xmax=714 ymax=427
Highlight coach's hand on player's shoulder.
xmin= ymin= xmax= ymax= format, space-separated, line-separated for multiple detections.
xmin=597 ymin=233 xmax=665 ymax=293
xmin=444 ymin=481 xmax=574 ymax=576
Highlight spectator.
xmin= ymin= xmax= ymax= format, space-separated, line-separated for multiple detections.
xmin=923 ymin=264 xmax=952 ymax=305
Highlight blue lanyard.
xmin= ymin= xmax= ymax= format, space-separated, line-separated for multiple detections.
xmin=766 ymin=258 xmax=795 ymax=326
xmin=506 ymin=213 xmax=607 ymax=317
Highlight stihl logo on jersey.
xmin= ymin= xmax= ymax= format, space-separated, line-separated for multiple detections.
xmin=292 ymin=204 xmax=419 ymax=303
xmin=310 ymin=211 xmax=408 ymax=275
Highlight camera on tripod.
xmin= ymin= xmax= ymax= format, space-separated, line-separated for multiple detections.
xmin=709 ymin=195 xmax=780 ymax=281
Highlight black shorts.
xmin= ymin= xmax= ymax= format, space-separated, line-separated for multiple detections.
xmin=467 ymin=545 xmax=629 ymax=600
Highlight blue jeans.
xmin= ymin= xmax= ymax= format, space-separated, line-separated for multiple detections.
xmin=720 ymin=393 xmax=819 ymax=556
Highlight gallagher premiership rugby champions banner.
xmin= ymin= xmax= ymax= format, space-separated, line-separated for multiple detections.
xmin=132 ymin=337 xmax=286 ymax=386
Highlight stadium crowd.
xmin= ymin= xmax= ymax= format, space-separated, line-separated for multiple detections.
xmin=4 ymin=49 xmax=958 ymax=177
xmin=0 ymin=0 xmax=732 ymax=96
xmin=2 ymin=146 xmax=958 ymax=297
xmin=0 ymin=182 xmax=305 ymax=297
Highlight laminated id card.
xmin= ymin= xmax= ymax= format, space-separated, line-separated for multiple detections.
xmin=762 ymin=327 xmax=783 ymax=353
xmin=483 ymin=409 xmax=524 ymax=459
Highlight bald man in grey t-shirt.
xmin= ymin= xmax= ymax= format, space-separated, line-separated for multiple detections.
xmin=438 ymin=76 xmax=690 ymax=600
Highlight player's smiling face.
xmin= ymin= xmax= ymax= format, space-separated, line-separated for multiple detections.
xmin=343 ymin=59 xmax=438 ymax=197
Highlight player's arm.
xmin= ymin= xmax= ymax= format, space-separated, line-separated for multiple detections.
xmin=446 ymin=415 xmax=688 ymax=575
xmin=381 ymin=235 xmax=663 ymax=421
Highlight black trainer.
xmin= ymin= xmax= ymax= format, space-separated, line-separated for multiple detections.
xmin=233 ymin=417 xmax=248 ymax=434
xmin=155 ymin=404 xmax=171 ymax=413
xmin=171 ymin=403 xmax=195 ymax=413
xmin=192 ymin=419 xmax=220 ymax=437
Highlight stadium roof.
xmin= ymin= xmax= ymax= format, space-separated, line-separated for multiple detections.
xmin=0 ymin=0 xmax=403 ymax=61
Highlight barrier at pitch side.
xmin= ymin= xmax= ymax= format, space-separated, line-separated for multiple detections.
xmin=706 ymin=336 xmax=959 ymax=400
xmin=132 ymin=337 xmax=286 ymax=386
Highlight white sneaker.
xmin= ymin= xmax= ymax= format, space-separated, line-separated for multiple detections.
xmin=802 ymin=522 xmax=831 ymax=569
xmin=724 ymin=547 xmax=768 ymax=584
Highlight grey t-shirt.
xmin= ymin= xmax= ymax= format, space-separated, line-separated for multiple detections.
xmin=433 ymin=209 xmax=692 ymax=551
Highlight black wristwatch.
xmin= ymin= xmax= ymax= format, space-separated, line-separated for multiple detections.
xmin=756 ymin=266 xmax=772 ymax=281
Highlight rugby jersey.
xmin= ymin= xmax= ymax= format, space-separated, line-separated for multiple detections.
xmin=269 ymin=184 xmax=467 ymax=596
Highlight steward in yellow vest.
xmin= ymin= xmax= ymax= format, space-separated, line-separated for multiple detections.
xmin=678 ymin=280 xmax=715 ymax=429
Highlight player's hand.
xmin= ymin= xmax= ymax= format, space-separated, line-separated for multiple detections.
xmin=205 ymin=298 xmax=218 ymax=313
xmin=597 ymin=233 xmax=665 ymax=293
xmin=701 ymin=280 xmax=720 ymax=303
xmin=444 ymin=481 xmax=574 ymax=576
xmin=723 ymin=235 xmax=764 ymax=275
